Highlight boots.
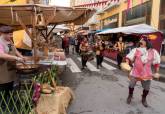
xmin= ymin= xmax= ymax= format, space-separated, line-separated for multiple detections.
xmin=127 ymin=87 xmax=134 ymax=104
xmin=142 ymin=89 xmax=149 ymax=107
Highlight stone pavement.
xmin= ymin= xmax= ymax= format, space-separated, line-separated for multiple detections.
xmin=59 ymin=55 xmax=165 ymax=114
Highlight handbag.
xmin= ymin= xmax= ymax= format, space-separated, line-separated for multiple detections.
xmin=120 ymin=62 xmax=132 ymax=72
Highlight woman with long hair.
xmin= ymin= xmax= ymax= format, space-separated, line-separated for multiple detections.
xmin=95 ymin=36 xmax=105 ymax=69
xmin=114 ymin=37 xmax=125 ymax=69
xmin=125 ymin=35 xmax=160 ymax=107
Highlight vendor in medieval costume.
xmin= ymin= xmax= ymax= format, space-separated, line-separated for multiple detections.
xmin=95 ymin=36 xmax=105 ymax=69
xmin=125 ymin=35 xmax=160 ymax=107
xmin=0 ymin=26 xmax=25 ymax=107
xmin=80 ymin=37 xmax=89 ymax=69
xmin=114 ymin=37 xmax=125 ymax=69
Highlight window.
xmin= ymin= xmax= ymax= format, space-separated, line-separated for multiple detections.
xmin=159 ymin=0 xmax=165 ymax=30
xmin=160 ymin=0 xmax=165 ymax=15
xmin=122 ymin=1 xmax=152 ymax=26
xmin=103 ymin=14 xmax=119 ymax=29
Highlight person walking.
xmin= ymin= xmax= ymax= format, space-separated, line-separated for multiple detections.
xmin=0 ymin=26 xmax=25 ymax=108
xmin=80 ymin=37 xmax=89 ymax=69
xmin=114 ymin=37 xmax=125 ymax=69
xmin=125 ymin=35 xmax=160 ymax=107
xmin=70 ymin=36 xmax=75 ymax=54
xmin=95 ymin=37 xmax=105 ymax=69
xmin=75 ymin=37 xmax=79 ymax=54
xmin=62 ymin=34 xmax=69 ymax=55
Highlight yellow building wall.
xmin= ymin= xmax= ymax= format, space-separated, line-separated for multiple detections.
xmin=0 ymin=0 xmax=27 ymax=4
xmin=98 ymin=0 xmax=160 ymax=29
xmin=151 ymin=0 xmax=160 ymax=29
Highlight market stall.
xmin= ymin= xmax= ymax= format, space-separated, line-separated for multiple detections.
xmin=97 ymin=24 xmax=164 ymax=60
xmin=0 ymin=4 xmax=95 ymax=114
xmin=0 ymin=4 xmax=95 ymax=66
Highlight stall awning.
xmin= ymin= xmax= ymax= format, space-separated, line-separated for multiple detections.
xmin=96 ymin=28 xmax=112 ymax=33
xmin=97 ymin=24 xmax=161 ymax=35
xmin=48 ymin=25 xmax=69 ymax=33
xmin=0 ymin=4 xmax=95 ymax=28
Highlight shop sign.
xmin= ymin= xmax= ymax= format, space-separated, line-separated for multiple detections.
xmin=104 ymin=17 xmax=118 ymax=25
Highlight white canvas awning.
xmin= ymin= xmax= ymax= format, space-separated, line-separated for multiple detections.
xmin=97 ymin=24 xmax=160 ymax=35
xmin=48 ymin=25 xmax=69 ymax=33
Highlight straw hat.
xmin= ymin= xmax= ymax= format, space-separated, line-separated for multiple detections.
xmin=0 ymin=26 xmax=13 ymax=33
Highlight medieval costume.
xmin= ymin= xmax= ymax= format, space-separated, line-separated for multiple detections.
xmin=95 ymin=38 xmax=105 ymax=69
xmin=126 ymin=37 xmax=160 ymax=107
xmin=114 ymin=37 xmax=125 ymax=69
xmin=80 ymin=38 xmax=89 ymax=69
xmin=0 ymin=26 xmax=24 ymax=108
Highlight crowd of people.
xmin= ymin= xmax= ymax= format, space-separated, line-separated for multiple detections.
xmin=60 ymin=33 xmax=161 ymax=107
xmin=61 ymin=34 xmax=106 ymax=69
xmin=0 ymin=24 xmax=161 ymax=109
xmin=61 ymin=34 xmax=138 ymax=70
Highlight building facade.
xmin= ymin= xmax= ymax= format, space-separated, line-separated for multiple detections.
xmin=70 ymin=0 xmax=108 ymax=7
xmin=0 ymin=0 xmax=50 ymax=5
xmin=97 ymin=0 xmax=162 ymax=30
xmin=97 ymin=0 xmax=165 ymax=59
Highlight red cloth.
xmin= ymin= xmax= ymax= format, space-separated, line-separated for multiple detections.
xmin=103 ymin=49 xmax=118 ymax=60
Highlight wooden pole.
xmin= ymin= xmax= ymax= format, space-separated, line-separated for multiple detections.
xmin=16 ymin=12 xmax=33 ymax=39
xmin=46 ymin=25 xmax=56 ymax=44
xmin=31 ymin=8 xmax=38 ymax=64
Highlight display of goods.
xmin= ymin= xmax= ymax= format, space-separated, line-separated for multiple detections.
xmin=41 ymin=83 xmax=55 ymax=94
xmin=16 ymin=64 xmax=39 ymax=70
xmin=54 ymin=52 xmax=66 ymax=61
xmin=55 ymin=48 xmax=64 ymax=52
xmin=26 ymin=56 xmax=41 ymax=63
xmin=51 ymin=48 xmax=64 ymax=52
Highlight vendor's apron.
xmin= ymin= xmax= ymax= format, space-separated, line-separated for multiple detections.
xmin=0 ymin=42 xmax=17 ymax=84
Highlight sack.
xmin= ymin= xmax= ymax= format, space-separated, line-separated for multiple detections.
xmin=120 ymin=62 xmax=132 ymax=72
xmin=153 ymin=73 xmax=160 ymax=79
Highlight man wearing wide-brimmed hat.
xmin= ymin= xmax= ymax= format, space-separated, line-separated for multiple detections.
xmin=0 ymin=25 xmax=25 ymax=107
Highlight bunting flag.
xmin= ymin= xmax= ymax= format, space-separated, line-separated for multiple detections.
xmin=127 ymin=0 xmax=132 ymax=9
xmin=75 ymin=0 xmax=120 ymax=8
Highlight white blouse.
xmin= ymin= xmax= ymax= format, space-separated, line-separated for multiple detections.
xmin=126 ymin=47 xmax=160 ymax=65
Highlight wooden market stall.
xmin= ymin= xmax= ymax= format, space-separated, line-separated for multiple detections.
xmin=0 ymin=4 xmax=94 ymax=59
xmin=0 ymin=4 xmax=95 ymax=114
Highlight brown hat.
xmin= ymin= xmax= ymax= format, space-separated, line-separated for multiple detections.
xmin=0 ymin=26 xmax=13 ymax=33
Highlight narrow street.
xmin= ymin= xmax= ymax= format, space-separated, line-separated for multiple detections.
xmin=60 ymin=54 xmax=165 ymax=114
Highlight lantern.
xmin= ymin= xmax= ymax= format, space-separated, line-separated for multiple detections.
xmin=35 ymin=12 xmax=46 ymax=30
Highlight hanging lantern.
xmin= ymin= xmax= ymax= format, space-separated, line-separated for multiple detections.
xmin=35 ymin=12 xmax=46 ymax=30
xmin=148 ymin=34 xmax=157 ymax=40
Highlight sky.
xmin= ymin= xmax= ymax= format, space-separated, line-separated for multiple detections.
xmin=50 ymin=0 xmax=70 ymax=7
